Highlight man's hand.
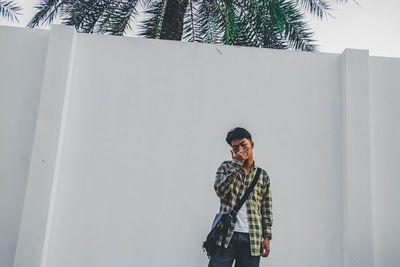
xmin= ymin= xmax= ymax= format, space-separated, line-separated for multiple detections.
xmin=260 ymin=237 xmax=270 ymax=257
xmin=230 ymin=149 xmax=248 ymax=164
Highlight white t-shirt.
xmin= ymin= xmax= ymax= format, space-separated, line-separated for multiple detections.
xmin=234 ymin=182 xmax=250 ymax=233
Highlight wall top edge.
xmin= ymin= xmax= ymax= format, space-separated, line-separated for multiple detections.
xmin=5 ymin=24 xmax=400 ymax=60
xmin=0 ymin=24 xmax=48 ymax=34
xmin=370 ymin=55 xmax=400 ymax=60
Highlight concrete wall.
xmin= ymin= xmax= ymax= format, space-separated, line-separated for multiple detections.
xmin=42 ymin=29 xmax=344 ymax=267
xmin=370 ymin=56 xmax=400 ymax=267
xmin=0 ymin=25 xmax=399 ymax=267
xmin=0 ymin=26 xmax=49 ymax=267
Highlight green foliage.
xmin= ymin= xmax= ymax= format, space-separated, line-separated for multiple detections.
xmin=0 ymin=0 xmax=22 ymax=22
xmin=139 ymin=0 xmax=167 ymax=39
xmin=28 ymin=0 xmax=350 ymax=51
xmin=29 ymin=0 xmax=146 ymax=35
xmin=145 ymin=0 xmax=316 ymax=50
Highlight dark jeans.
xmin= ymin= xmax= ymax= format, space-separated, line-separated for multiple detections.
xmin=208 ymin=232 xmax=260 ymax=267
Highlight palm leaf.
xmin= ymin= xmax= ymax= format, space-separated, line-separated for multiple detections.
xmin=183 ymin=0 xmax=315 ymax=51
xmin=28 ymin=0 xmax=66 ymax=28
xmin=138 ymin=0 xmax=167 ymax=39
xmin=106 ymin=0 xmax=141 ymax=35
xmin=0 ymin=0 xmax=22 ymax=22
xmin=295 ymin=0 xmax=331 ymax=18
xmin=28 ymin=0 xmax=348 ymax=52
xmin=29 ymin=0 xmax=145 ymax=35
xmin=295 ymin=0 xmax=352 ymax=18
xmin=182 ymin=0 xmax=224 ymax=43
xmin=268 ymin=0 xmax=316 ymax=51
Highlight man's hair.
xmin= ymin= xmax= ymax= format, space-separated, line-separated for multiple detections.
xmin=226 ymin=127 xmax=252 ymax=146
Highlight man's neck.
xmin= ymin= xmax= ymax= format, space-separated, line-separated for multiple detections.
xmin=242 ymin=157 xmax=254 ymax=171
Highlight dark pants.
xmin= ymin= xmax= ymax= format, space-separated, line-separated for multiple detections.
xmin=208 ymin=232 xmax=260 ymax=267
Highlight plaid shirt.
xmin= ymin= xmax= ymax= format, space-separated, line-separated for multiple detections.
xmin=214 ymin=159 xmax=273 ymax=256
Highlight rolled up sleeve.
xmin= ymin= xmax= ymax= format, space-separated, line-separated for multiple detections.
xmin=261 ymin=171 xmax=273 ymax=240
xmin=214 ymin=160 xmax=242 ymax=199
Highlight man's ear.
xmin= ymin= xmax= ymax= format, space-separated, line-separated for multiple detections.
xmin=251 ymin=141 xmax=254 ymax=149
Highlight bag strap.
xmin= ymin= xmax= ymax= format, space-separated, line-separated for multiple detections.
xmin=230 ymin=167 xmax=261 ymax=217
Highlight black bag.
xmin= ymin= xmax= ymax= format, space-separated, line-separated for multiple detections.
xmin=203 ymin=167 xmax=261 ymax=257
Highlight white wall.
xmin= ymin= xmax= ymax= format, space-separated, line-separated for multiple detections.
xmin=43 ymin=32 xmax=344 ymax=267
xmin=0 ymin=25 xmax=399 ymax=267
xmin=370 ymin=56 xmax=400 ymax=267
xmin=0 ymin=26 xmax=49 ymax=267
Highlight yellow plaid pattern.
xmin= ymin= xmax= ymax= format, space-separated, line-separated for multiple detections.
xmin=214 ymin=160 xmax=273 ymax=256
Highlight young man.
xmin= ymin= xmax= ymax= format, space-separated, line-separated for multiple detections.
xmin=208 ymin=127 xmax=273 ymax=267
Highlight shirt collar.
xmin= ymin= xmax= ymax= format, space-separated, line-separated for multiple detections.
xmin=242 ymin=160 xmax=257 ymax=175
xmin=250 ymin=160 xmax=257 ymax=171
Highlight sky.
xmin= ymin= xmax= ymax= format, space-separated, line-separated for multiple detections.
xmin=1 ymin=0 xmax=399 ymax=58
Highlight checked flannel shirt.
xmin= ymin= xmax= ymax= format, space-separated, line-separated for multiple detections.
xmin=214 ymin=159 xmax=273 ymax=256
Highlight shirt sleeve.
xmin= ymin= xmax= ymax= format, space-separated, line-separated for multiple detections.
xmin=261 ymin=170 xmax=273 ymax=240
xmin=214 ymin=160 xmax=242 ymax=199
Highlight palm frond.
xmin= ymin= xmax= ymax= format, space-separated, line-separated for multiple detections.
xmin=295 ymin=0 xmax=353 ymax=18
xmin=27 ymin=0 xmax=343 ymax=52
xmin=295 ymin=0 xmax=331 ymax=18
xmin=138 ymin=0 xmax=167 ymax=39
xmin=271 ymin=0 xmax=316 ymax=51
xmin=29 ymin=0 xmax=143 ymax=35
xmin=186 ymin=0 xmax=315 ymax=51
xmin=61 ymin=0 xmax=102 ymax=33
xmin=182 ymin=0 xmax=224 ymax=43
xmin=106 ymin=0 xmax=141 ymax=35
xmin=28 ymin=0 xmax=65 ymax=28
xmin=96 ymin=0 xmax=121 ymax=33
xmin=0 ymin=0 xmax=22 ymax=22
xmin=218 ymin=0 xmax=240 ymax=45
xmin=182 ymin=0 xmax=196 ymax=42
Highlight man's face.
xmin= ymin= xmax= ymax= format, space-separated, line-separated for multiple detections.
xmin=231 ymin=138 xmax=254 ymax=157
